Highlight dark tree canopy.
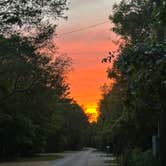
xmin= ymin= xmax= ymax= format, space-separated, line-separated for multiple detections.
xmin=0 ymin=35 xmax=89 ymax=159
xmin=0 ymin=0 xmax=91 ymax=160
xmin=96 ymin=0 xmax=166 ymax=166
xmin=0 ymin=0 xmax=68 ymax=36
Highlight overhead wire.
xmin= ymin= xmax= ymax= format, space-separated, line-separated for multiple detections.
xmin=57 ymin=20 xmax=110 ymax=38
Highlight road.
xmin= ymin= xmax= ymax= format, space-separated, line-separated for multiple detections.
xmin=52 ymin=148 xmax=115 ymax=166
xmin=0 ymin=148 xmax=117 ymax=166
xmin=52 ymin=149 xmax=91 ymax=166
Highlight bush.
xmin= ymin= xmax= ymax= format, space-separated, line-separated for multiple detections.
xmin=128 ymin=149 xmax=161 ymax=166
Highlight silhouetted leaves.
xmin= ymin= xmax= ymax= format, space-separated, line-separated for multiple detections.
xmin=0 ymin=35 xmax=89 ymax=159
xmin=97 ymin=0 xmax=166 ymax=165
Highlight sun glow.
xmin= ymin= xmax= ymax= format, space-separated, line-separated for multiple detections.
xmin=85 ymin=105 xmax=99 ymax=123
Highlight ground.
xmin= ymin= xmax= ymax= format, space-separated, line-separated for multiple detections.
xmin=0 ymin=148 xmax=118 ymax=166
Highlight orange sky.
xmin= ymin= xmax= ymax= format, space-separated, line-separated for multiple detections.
xmin=55 ymin=0 xmax=120 ymax=122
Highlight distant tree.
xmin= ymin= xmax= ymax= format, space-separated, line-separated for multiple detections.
xmin=45 ymin=99 xmax=89 ymax=152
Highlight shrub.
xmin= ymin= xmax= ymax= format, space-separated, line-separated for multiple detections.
xmin=128 ymin=149 xmax=161 ymax=166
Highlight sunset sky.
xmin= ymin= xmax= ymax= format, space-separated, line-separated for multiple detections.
xmin=55 ymin=0 xmax=120 ymax=121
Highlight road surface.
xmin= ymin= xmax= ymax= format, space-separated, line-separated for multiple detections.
xmin=0 ymin=148 xmax=118 ymax=166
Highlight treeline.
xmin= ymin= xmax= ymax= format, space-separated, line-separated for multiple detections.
xmin=0 ymin=0 xmax=89 ymax=160
xmin=96 ymin=0 xmax=166 ymax=166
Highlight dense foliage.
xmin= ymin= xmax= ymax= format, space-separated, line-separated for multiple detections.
xmin=0 ymin=0 xmax=68 ymax=36
xmin=0 ymin=35 xmax=89 ymax=159
xmin=97 ymin=0 xmax=166 ymax=166
xmin=0 ymin=0 xmax=90 ymax=160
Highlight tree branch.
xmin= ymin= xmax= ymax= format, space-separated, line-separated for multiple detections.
xmin=0 ymin=78 xmax=38 ymax=104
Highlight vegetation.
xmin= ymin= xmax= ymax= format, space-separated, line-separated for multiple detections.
xmin=0 ymin=0 xmax=68 ymax=36
xmin=128 ymin=149 xmax=161 ymax=166
xmin=0 ymin=34 xmax=89 ymax=160
xmin=96 ymin=0 xmax=166 ymax=166
xmin=0 ymin=0 xmax=165 ymax=165
xmin=0 ymin=0 xmax=89 ymax=160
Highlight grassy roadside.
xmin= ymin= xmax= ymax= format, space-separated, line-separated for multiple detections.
xmin=104 ymin=154 xmax=120 ymax=166
xmin=105 ymin=159 xmax=120 ymax=166
xmin=0 ymin=154 xmax=63 ymax=163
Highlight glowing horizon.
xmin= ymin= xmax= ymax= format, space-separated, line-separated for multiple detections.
xmin=56 ymin=0 xmax=120 ymax=122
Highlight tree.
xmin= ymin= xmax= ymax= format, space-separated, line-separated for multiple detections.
xmin=0 ymin=0 xmax=68 ymax=36
xmin=45 ymin=99 xmax=89 ymax=152
xmin=0 ymin=35 xmax=72 ymax=158
xmin=97 ymin=0 xmax=166 ymax=165
xmin=0 ymin=0 xmax=91 ymax=160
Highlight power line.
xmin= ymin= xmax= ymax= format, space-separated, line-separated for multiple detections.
xmin=57 ymin=21 xmax=110 ymax=38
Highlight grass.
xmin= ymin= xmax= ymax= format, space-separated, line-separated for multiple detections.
xmin=0 ymin=154 xmax=63 ymax=163
xmin=19 ymin=154 xmax=62 ymax=162
xmin=104 ymin=157 xmax=120 ymax=166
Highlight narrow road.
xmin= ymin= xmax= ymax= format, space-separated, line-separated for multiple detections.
xmin=51 ymin=148 xmax=115 ymax=166
xmin=51 ymin=149 xmax=91 ymax=166
xmin=0 ymin=148 xmax=117 ymax=166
